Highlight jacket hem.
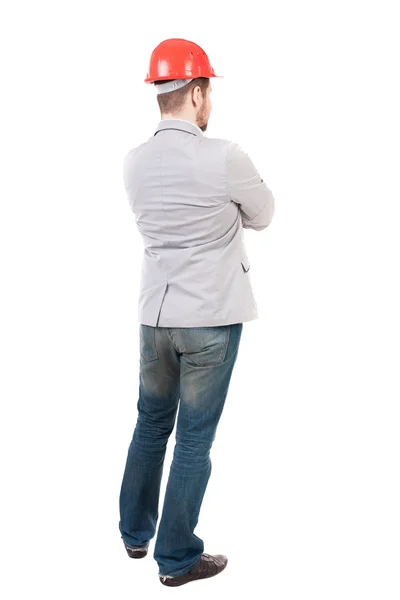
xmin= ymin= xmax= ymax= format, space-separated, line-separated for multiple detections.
xmin=140 ymin=312 xmax=258 ymax=327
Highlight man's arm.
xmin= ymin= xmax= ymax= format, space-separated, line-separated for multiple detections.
xmin=227 ymin=141 xmax=275 ymax=231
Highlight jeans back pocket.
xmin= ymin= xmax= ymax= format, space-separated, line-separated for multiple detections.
xmin=140 ymin=324 xmax=159 ymax=362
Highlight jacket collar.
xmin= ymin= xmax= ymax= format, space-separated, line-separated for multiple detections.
xmin=154 ymin=118 xmax=204 ymax=138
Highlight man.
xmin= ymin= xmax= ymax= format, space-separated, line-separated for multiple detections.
xmin=118 ymin=38 xmax=275 ymax=587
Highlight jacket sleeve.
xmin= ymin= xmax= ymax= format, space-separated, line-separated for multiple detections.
xmin=226 ymin=141 xmax=275 ymax=231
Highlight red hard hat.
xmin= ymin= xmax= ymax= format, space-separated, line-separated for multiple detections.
xmin=144 ymin=38 xmax=221 ymax=83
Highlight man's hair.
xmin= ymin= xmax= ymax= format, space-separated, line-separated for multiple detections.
xmin=155 ymin=77 xmax=210 ymax=114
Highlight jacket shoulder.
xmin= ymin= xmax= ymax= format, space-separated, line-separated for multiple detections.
xmin=123 ymin=141 xmax=148 ymax=164
xmin=202 ymin=136 xmax=244 ymax=159
xmin=203 ymin=136 xmax=233 ymax=149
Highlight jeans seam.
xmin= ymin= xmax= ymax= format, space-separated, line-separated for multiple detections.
xmin=166 ymin=328 xmax=180 ymax=354
xmin=222 ymin=325 xmax=231 ymax=361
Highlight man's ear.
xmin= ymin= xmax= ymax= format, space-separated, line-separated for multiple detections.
xmin=192 ymin=87 xmax=201 ymax=107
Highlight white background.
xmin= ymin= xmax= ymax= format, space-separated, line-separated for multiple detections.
xmin=1 ymin=1 xmax=399 ymax=598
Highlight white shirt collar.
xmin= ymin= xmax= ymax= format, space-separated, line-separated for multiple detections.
xmin=161 ymin=118 xmax=203 ymax=135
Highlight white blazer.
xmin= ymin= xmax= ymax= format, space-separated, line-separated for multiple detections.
xmin=122 ymin=118 xmax=275 ymax=327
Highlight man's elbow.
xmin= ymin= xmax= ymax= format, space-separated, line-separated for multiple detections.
xmin=244 ymin=193 xmax=275 ymax=231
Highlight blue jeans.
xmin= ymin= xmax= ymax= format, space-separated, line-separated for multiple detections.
xmin=118 ymin=323 xmax=243 ymax=577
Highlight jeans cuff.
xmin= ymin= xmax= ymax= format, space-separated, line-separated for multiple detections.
xmin=159 ymin=554 xmax=202 ymax=579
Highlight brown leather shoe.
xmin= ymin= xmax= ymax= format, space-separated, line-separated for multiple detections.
xmin=159 ymin=553 xmax=228 ymax=587
xmin=124 ymin=544 xmax=148 ymax=559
